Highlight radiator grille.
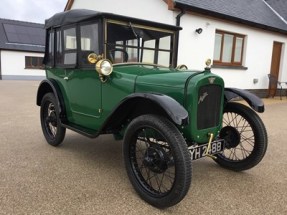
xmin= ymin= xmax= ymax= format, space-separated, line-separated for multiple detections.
xmin=197 ymin=85 xmax=222 ymax=130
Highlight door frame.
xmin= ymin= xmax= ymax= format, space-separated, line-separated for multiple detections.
xmin=268 ymin=41 xmax=283 ymax=97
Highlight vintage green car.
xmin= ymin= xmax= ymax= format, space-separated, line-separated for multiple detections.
xmin=37 ymin=9 xmax=267 ymax=208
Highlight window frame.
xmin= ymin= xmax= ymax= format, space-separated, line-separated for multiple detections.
xmin=47 ymin=21 xmax=101 ymax=69
xmin=213 ymin=30 xmax=245 ymax=67
xmin=25 ymin=56 xmax=44 ymax=69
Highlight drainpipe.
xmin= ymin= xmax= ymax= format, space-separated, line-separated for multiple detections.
xmin=173 ymin=9 xmax=185 ymax=67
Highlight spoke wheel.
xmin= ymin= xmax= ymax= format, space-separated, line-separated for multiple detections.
xmin=123 ymin=115 xmax=192 ymax=208
xmin=40 ymin=93 xmax=66 ymax=146
xmin=215 ymin=102 xmax=268 ymax=171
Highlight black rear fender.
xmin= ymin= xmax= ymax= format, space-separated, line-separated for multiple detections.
xmin=224 ymin=88 xmax=264 ymax=113
xmin=36 ymin=79 xmax=66 ymax=119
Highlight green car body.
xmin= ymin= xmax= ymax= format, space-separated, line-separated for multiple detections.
xmin=37 ymin=9 xmax=267 ymax=208
xmin=44 ymin=64 xmax=224 ymax=144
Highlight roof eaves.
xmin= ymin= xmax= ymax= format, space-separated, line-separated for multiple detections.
xmin=174 ymin=1 xmax=287 ymax=35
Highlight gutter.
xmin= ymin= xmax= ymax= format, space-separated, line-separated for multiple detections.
xmin=173 ymin=9 xmax=185 ymax=67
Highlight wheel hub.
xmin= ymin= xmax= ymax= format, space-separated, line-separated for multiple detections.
xmin=220 ymin=126 xmax=241 ymax=149
xmin=47 ymin=112 xmax=57 ymax=126
xmin=143 ymin=145 xmax=169 ymax=174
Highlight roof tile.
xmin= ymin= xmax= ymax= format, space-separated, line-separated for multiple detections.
xmin=0 ymin=19 xmax=45 ymax=52
xmin=174 ymin=0 xmax=287 ymax=34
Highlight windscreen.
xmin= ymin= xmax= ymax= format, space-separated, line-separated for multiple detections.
xmin=106 ymin=22 xmax=175 ymax=67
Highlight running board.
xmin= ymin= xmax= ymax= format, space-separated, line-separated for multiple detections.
xmin=62 ymin=122 xmax=99 ymax=138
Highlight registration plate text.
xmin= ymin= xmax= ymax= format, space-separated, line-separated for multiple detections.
xmin=189 ymin=140 xmax=225 ymax=161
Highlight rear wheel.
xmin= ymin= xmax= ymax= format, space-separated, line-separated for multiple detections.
xmin=123 ymin=114 xmax=192 ymax=208
xmin=215 ymin=102 xmax=268 ymax=171
xmin=40 ymin=93 xmax=66 ymax=146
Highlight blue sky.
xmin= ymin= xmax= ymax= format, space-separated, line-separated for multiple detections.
xmin=1 ymin=0 xmax=67 ymax=24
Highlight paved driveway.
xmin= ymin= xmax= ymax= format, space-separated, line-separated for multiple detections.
xmin=0 ymin=80 xmax=286 ymax=214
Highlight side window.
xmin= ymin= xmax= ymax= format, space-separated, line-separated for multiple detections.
xmin=44 ymin=30 xmax=54 ymax=66
xmin=80 ymin=23 xmax=99 ymax=66
xmin=55 ymin=30 xmax=63 ymax=65
xmin=63 ymin=27 xmax=77 ymax=65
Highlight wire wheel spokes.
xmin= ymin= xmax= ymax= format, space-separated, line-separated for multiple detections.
xmin=132 ymin=128 xmax=175 ymax=195
xmin=45 ymin=103 xmax=57 ymax=137
xmin=222 ymin=112 xmax=255 ymax=161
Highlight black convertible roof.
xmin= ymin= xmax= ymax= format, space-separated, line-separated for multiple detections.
xmin=45 ymin=9 xmax=182 ymax=31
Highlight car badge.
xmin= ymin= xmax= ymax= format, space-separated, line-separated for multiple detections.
xmin=198 ymin=92 xmax=208 ymax=104
xmin=208 ymin=77 xmax=216 ymax=84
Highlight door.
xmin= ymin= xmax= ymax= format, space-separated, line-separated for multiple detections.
xmin=63 ymin=22 xmax=102 ymax=130
xmin=268 ymin=42 xmax=282 ymax=97
xmin=65 ymin=69 xmax=102 ymax=130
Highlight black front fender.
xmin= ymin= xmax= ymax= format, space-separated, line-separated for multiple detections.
xmin=129 ymin=93 xmax=189 ymax=125
xmin=100 ymin=93 xmax=189 ymax=133
xmin=224 ymin=88 xmax=264 ymax=113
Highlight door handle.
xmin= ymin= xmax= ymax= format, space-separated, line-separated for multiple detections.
xmin=64 ymin=77 xmax=69 ymax=81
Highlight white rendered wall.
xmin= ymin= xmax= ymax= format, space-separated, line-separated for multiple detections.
xmin=1 ymin=50 xmax=45 ymax=80
xmin=71 ymin=0 xmax=287 ymax=90
xmin=70 ymin=0 xmax=176 ymax=25
xmin=178 ymin=14 xmax=287 ymax=89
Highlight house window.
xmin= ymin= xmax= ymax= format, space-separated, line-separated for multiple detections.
xmin=25 ymin=56 xmax=44 ymax=69
xmin=213 ymin=30 xmax=245 ymax=66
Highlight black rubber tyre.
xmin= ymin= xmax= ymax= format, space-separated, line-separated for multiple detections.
xmin=215 ymin=102 xmax=268 ymax=171
xmin=123 ymin=114 xmax=192 ymax=208
xmin=40 ymin=93 xmax=66 ymax=146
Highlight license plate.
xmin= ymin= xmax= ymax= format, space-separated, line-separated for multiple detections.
xmin=189 ymin=140 xmax=225 ymax=161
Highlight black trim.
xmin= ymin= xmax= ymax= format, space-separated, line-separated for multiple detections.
xmin=62 ymin=122 xmax=99 ymax=138
xmin=224 ymin=88 xmax=264 ymax=113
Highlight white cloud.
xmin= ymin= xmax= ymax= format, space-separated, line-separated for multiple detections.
xmin=0 ymin=0 xmax=67 ymax=23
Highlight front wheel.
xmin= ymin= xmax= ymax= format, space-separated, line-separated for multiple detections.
xmin=215 ymin=102 xmax=268 ymax=171
xmin=123 ymin=115 xmax=192 ymax=208
xmin=40 ymin=93 xmax=66 ymax=146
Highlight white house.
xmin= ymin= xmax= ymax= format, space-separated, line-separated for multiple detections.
xmin=0 ymin=19 xmax=45 ymax=80
xmin=65 ymin=0 xmax=287 ymax=97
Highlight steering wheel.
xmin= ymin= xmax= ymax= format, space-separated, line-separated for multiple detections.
xmin=108 ymin=48 xmax=129 ymax=63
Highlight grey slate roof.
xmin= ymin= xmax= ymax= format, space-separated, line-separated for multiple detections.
xmin=174 ymin=0 xmax=287 ymax=34
xmin=0 ymin=19 xmax=45 ymax=52
xmin=265 ymin=0 xmax=287 ymax=22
